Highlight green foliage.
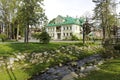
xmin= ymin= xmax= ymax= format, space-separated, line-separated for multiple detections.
xmin=0 ymin=34 xmax=7 ymax=42
xmin=0 ymin=0 xmax=21 ymax=40
xmin=16 ymin=0 xmax=47 ymax=43
xmin=17 ymin=0 xmax=44 ymax=25
xmin=31 ymin=32 xmax=41 ymax=39
xmin=114 ymin=44 xmax=120 ymax=51
xmin=0 ymin=0 xmax=47 ymax=41
xmin=71 ymin=34 xmax=79 ymax=41
xmin=29 ymin=62 xmax=50 ymax=75
xmin=93 ymin=0 xmax=117 ymax=42
xmin=39 ymin=31 xmax=51 ymax=44
xmin=101 ymin=43 xmax=120 ymax=59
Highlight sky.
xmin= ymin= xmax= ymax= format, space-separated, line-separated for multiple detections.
xmin=44 ymin=0 xmax=120 ymax=21
xmin=44 ymin=0 xmax=96 ymax=20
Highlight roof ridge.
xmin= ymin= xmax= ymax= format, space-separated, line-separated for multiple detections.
xmin=47 ymin=15 xmax=85 ymax=27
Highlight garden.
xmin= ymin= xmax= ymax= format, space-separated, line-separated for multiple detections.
xmin=0 ymin=42 xmax=98 ymax=79
xmin=0 ymin=41 xmax=119 ymax=80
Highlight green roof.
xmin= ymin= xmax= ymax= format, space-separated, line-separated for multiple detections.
xmin=47 ymin=15 xmax=85 ymax=27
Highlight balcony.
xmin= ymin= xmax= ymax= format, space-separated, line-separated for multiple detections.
xmin=56 ymin=26 xmax=61 ymax=32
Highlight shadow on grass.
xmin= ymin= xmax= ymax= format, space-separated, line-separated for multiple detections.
xmin=3 ymin=56 xmax=17 ymax=80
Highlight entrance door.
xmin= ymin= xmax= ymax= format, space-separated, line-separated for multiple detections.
xmin=57 ymin=33 xmax=61 ymax=39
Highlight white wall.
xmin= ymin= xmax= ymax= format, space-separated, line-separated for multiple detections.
xmin=46 ymin=24 xmax=83 ymax=40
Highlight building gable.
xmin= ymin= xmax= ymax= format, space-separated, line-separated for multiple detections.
xmin=47 ymin=15 xmax=85 ymax=27
xmin=55 ymin=15 xmax=64 ymax=24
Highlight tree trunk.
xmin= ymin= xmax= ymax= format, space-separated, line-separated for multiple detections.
xmin=24 ymin=24 xmax=29 ymax=43
xmin=16 ymin=25 xmax=19 ymax=40
xmin=24 ymin=27 xmax=27 ymax=43
xmin=9 ymin=22 xmax=12 ymax=39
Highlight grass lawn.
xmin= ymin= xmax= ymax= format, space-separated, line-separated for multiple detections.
xmin=0 ymin=42 xmax=77 ymax=56
xmin=0 ymin=42 xmax=84 ymax=80
xmin=76 ymin=58 xmax=120 ymax=80
xmin=0 ymin=42 xmax=103 ymax=80
xmin=0 ymin=61 xmax=31 ymax=80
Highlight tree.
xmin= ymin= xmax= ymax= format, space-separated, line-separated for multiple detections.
xmin=9 ymin=0 xmax=21 ymax=40
xmin=16 ymin=0 xmax=45 ymax=43
xmin=0 ymin=0 xmax=10 ymax=38
xmin=93 ymin=0 xmax=117 ymax=44
xmin=0 ymin=0 xmax=21 ymax=40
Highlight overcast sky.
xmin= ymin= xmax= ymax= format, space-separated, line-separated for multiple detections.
xmin=44 ymin=0 xmax=95 ymax=20
xmin=44 ymin=0 xmax=120 ymax=20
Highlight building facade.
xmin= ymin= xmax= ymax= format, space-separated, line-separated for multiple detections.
xmin=46 ymin=15 xmax=85 ymax=40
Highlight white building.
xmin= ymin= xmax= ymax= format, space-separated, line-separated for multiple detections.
xmin=46 ymin=15 xmax=85 ymax=40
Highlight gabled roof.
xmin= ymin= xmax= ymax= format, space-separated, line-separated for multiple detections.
xmin=47 ymin=15 xmax=85 ymax=27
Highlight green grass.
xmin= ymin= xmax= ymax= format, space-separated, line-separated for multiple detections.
xmin=0 ymin=42 xmax=74 ymax=56
xmin=76 ymin=58 xmax=120 ymax=80
xmin=0 ymin=42 xmax=119 ymax=80
xmin=0 ymin=42 xmax=85 ymax=79
xmin=0 ymin=42 xmax=103 ymax=80
xmin=0 ymin=63 xmax=30 ymax=80
xmin=0 ymin=42 xmax=98 ymax=56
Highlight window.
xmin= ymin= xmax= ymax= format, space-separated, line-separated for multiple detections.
xmin=64 ymin=27 xmax=65 ymax=30
xmin=64 ymin=27 xmax=66 ymax=30
xmin=63 ymin=33 xmax=65 ymax=36
xmin=56 ymin=26 xmax=61 ymax=32
xmin=52 ymin=28 xmax=54 ymax=31
xmin=67 ymin=33 xmax=68 ymax=36
xmin=69 ymin=26 xmax=72 ymax=30
xmin=70 ymin=33 xmax=71 ymax=36
xmin=67 ymin=27 xmax=69 ymax=30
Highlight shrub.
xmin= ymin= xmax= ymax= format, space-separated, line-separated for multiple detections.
xmin=71 ymin=34 xmax=79 ymax=41
xmin=0 ymin=34 xmax=7 ymax=42
xmin=31 ymin=32 xmax=51 ymax=44
xmin=114 ymin=44 xmax=120 ymax=51
xmin=114 ymin=44 xmax=120 ymax=53
xmin=31 ymin=32 xmax=41 ymax=39
xmin=39 ymin=31 xmax=51 ymax=44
